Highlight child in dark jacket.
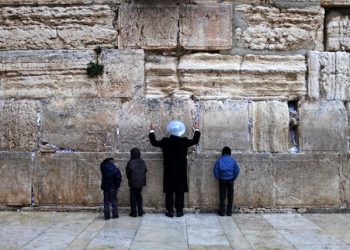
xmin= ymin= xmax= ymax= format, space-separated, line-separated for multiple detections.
xmin=214 ymin=147 xmax=240 ymax=216
xmin=126 ymin=148 xmax=147 ymax=217
xmin=100 ymin=158 xmax=122 ymax=220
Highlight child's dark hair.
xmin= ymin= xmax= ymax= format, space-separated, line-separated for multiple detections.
xmin=102 ymin=157 xmax=114 ymax=165
xmin=222 ymin=146 xmax=231 ymax=156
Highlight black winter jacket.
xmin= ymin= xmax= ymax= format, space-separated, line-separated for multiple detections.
xmin=100 ymin=159 xmax=122 ymax=191
xmin=126 ymin=148 xmax=147 ymax=189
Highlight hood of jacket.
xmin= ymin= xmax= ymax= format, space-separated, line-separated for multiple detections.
xmin=130 ymin=147 xmax=141 ymax=160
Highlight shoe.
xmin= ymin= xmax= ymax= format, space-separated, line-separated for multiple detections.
xmin=104 ymin=217 xmax=110 ymax=220
xmin=226 ymin=212 xmax=232 ymax=216
xmin=165 ymin=211 xmax=174 ymax=218
xmin=138 ymin=211 xmax=145 ymax=216
xmin=176 ymin=211 xmax=184 ymax=217
xmin=218 ymin=211 xmax=225 ymax=217
xmin=112 ymin=215 xmax=119 ymax=219
xmin=129 ymin=213 xmax=137 ymax=217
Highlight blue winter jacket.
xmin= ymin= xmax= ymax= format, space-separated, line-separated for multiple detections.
xmin=214 ymin=155 xmax=240 ymax=181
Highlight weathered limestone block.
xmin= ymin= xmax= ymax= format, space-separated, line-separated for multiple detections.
xmin=299 ymin=101 xmax=348 ymax=152
xmin=0 ymin=100 xmax=38 ymax=151
xmin=321 ymin=0 xmax=350 ymax=6
xmin=99 ymin=49 xmax=145 ymax=98
xmin=188 ymin=153 xmax=275 ymax=208
xmin=234 ymin=5 xmax=324 ymax=51
xmin=178 ymin=53 xmax=306 ymax=100
xmin=0 ymin=0 xmax=120 ymax=4
xmin=145 ymin=55 xmax=179 ymax=98
xmin=326 ymin=11 xmax=350 ymax=51
xmin=275 ymin=154 xmax=342 ymax=207
xmin=0 ymin=50 xmax=97 ymax=99
xmin=308 ymin=51 xmax=350 ymax=101
xmin=118 ymin=5 xmax=179 ymax=50
xmin=201 ymin=100 xmax=250 ymax=151
xmin=347 ymin=102 xmax=350 ymax=138
xmin=0 ymin=153 xmax=33 ymax=206
xmin=221 ymin=0 xmax=320 ymax=7
xmin=41 ymin=98 xmax=119 ymax=152
xmin=34 ymin=153 xmax=164 ymax=207
xmin=118 ymin=98 xmax=196 ymax=152
xmin=252 ymin=101 xmax=289 ymax=152
xmin=179 ymin=4 xmax=232 ymax=50
xmin=0 ymin=5 xmax=116 ymax=50
xmin=340 ymin=154 xmax=350 ymax=205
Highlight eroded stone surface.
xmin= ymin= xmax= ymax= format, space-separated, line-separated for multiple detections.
xmin=0 ymin=0 xmax=120 ymax=4
xmin=99 ymin=49 xmax=145 ymax=98
xmin=326 ymin=10 xmax=350 ymax=51
xmin=308 ymin=51 xmax=350 ymax=101
xmin=41 ymin=98 xmax=119 ymax=152
xmin=321 ymin=0 xmax=350 ymax=6
xmin=118 ymin=5 xmax=179 ymax=50
xmin=234 ymin=5 xmax=324 ymax=51
xmin=341 ymin=154 xmax=350 ymax=205
xmin=0 ymin=5 xmax=116 ymax=50
xmin=299 ymin=101 xmax=348 ymax=152
xmin=145 ymin=55 xmax=179 ymax=98
xmin=178 ymin=53 xmax=306 ymax=99
xmin=0 ymin=153 xmax=32 ymax=206
xmin=0 ymin=100 xmax=38 ymax=151
xmin=179 ymin=4 xmax=232 ymax=50
xmin=0 ymin=50 xmax=97 ymax=99
xmin=252 ymin=101 xmax=289 ymax=153
xmin=201 ymin=100 xmax=250 ymax=151
xmin=275 ymin=154 xmax=342 ymax=207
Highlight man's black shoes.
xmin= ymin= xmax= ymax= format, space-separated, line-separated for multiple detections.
xmin=165 ymin=211 xmax=174 ymax=218
xmin=176 ymin=211 xmax=184 ymax=217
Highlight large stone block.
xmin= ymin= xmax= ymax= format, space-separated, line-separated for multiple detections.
xmin=299 ymin=101 xmax=348 ymax=152
xmin=308 ymin=51 xmax=350 ymax=101
xmin=145 ymin=55 xmax=179 ymax=98
xmin=99 ymin=49 xmax=145 ymax=98
xmin=201 ymin=100 xmax=250 ymax=151
xmin=188 ymin=153 xmax=275 ymax=208
xmin=321 ymin=0 xmax=350 ymax=7
xmin=0 ymin=153 xmax=33 ymax=206
xmin=252 ymin=101 xmax=289 ymax=153
xmin=0 ymin=50 xmax=97 ymax=99
xmin=41 ymin=98 xmax=119 ymax=152
xmin=221 ymin=0 xmax=320 ymax=7
xmin=326 ymin=10 xmax=350 ymax=51
xmin=0 ymin=100 xmax=38 ymax=151
xmin=179 ymin=4 xmax=232 ymax=50
xmin=0 ymin=5 xmax=116 ymax=50
xmin=0 ymin=0 xmax=120 ymax=4
xmin=33 ymin=153 xmax=164 ymax=207
xmin=274 ymin=154 xmax=342 ymax=207
xmin=234 ymin=5 xmax=324 ymax=51
xmin=178 ymin=53 xmax=306 ymax=100
xmin=340 ymin=154 xmax=350 ymax=205
xmin=118 ymin=5 xmax=179 ymax=50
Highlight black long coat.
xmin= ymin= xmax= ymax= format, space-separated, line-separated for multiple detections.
xmin=149 ymin=131 xmax=200 ymax=193
xmin=126 ymin=148 xmax=147 ymax=189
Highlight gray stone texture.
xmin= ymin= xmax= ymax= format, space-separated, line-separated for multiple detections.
xmin=0 ymin=0 xmax=122 ymax=4
xmin=0 ymin=153 xmax=33 ymax=206
xmin=252 ymin=101 xmax=289 ymax=153
xmin=0 ymin=50 xmax=97 ymax=99
xmin=0 ymin=100 xmax=38 ymax=151
xmin=178 ymin=53 xmax=306 ymax=100
xmin=340 ymin=154 xmax=350 ymax=205
xmin=222 ymin=0 xmax=320 ymax=8
xmin=321 ymin=0 xmax=350 ymax=6
xmin=326 ymin=10 xmax=350 ymax=51
xmin=33 ymin=153 xmax=164 ymax=207
xmin=308 ymin=51 xmax=350 ymax=101
xmin=234 ymin=5 xmax=324 ymax=51
xmin=0 ymin=5 xmax=116 ymax=50
xmin=274 ymin=154 xmax=342 ymax=207
xmin=299 ymin=101 xmax=348 ymax=152
xmin=179 ymin=4 xmax=232 ymax=50
xmin=200 ymin=100 xmax=250 ymax=151
xmin=145 ymin=55 xmax=179 ymax=98
xmin=118 ymin=5 xmax=179 ymax=50
xmin=41 ymin=98 xmax=119 ymax=152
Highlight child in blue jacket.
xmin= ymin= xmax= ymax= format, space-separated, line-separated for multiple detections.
xmin=214 ymin=147 xmax=240 ymax=216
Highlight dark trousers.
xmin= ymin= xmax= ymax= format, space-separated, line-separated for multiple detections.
xmin=219 ymin=180 xmax=234 ymax=215
xmin=103 ymin=189 xmax=118 ymax=219
xmin=166 ymin=192 xmax=184 ymax=213
xmin=130 ymin=188 xmax=143 ymax=215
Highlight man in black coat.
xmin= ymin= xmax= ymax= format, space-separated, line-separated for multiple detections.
xmin=100 ymin=158 xmax=122 ymax=220
xmin=149 ymin=121 xmax=200 ymax=217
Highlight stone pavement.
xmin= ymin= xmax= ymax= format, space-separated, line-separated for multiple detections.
xmin=0 ymin=211 xmax=350 ymax=250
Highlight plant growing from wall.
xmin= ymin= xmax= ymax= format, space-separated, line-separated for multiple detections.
xmin=86 ymin=46 xmax=104 ymax=78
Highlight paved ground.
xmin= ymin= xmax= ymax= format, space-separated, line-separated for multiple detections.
xmin=0 ymin=211 xmax=350 ymax=249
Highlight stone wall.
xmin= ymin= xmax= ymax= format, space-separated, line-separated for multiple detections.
xmin=0 ymin=0 xmax=349 ymax=210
